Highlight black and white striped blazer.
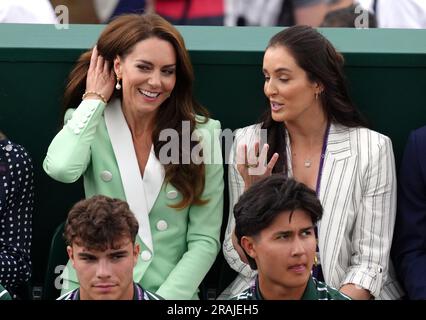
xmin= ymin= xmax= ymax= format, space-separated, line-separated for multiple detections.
xmin=222 ymin=122 xmax=404 ymax=300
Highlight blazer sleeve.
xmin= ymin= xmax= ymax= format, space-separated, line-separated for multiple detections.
xmin=392 ymin=128 xmax=426 ymax=299
xmin=222 ymin=127 xmax=258 ymax=279
xmin=156 ymin=119 xmax=224 ymax=299
xmin=342 ymin=133 xmax=397 ymax=298
xmin=43 ymin=99 xmax=106 ymax=183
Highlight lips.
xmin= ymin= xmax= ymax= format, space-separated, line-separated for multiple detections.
xmin=93 ymin=283 xmax=117 ymax=292
xmin=138 ymin=88 xmax=161 ymax=100
xmin=270 ymin=102 xmax=284 ymax=112
xmin=288 ymin=264 xmax=306 ymax=273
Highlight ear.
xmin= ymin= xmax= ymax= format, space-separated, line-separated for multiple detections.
xmin=67 ymin=245 xmax=75 ymax=267
xmin=113 ymin=56 xmax=122 ymax=77
xmin=133 ymin=243 xmax=140 ymax=266
xmin=313 ymin=81 xmax=324 ymax=95
xmin=240 ymin=236 xmax=258 ymax=260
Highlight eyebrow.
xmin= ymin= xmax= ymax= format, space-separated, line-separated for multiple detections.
xmin=274 ymin=230 xmax=292 ymax=237
xmin=136 ymin=59 xmax=176 ymax=68
xmin=107 ymin=250 xmax=129 ymax=257
xmin=263 ymin=67 xmax=292 ymax=74
xmin=301 ymin=226 xmax=315 ymax=233
xmin=273 ymin=225 xmax=314 ymax=237
xmin=78 ymin=252 xmax=96 ymax=259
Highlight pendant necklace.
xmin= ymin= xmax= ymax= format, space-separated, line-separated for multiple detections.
xmin=299 ymin=123 xmax=330 ymax=169
xmin=304 ymin=158 xmax=312 ymax=168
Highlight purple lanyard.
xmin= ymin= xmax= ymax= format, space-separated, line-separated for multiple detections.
xmin=311 ymin=122 xmax=329 ymax=282
xmin=315 ymin=122 xmax=330 ymax=197
xmin=135 ymin=283 xmax=143 ymax=300
xmin=71 ymin=289 xmax=78 ymax=300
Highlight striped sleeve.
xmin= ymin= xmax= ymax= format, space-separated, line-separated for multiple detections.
xmin=341 ymin=130 xmax=397 ymax=298
xmin=222 ymin=125 xmax=260 ymax=279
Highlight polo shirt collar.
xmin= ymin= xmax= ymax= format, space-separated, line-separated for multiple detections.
xmin=254 ymin=275 xmax=317 ymax=300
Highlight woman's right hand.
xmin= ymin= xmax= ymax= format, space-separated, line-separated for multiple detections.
xmin=236 ymin=142 xmax=279 ymax=191
xmin=84 ymin=45 xmax=115 ymax=102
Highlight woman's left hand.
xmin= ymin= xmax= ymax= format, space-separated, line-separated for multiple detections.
xmin=236 ymin=142 xmax=279 ymax=191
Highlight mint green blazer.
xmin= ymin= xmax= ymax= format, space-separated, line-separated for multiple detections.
xmin=43 ymin=99 xmax=224 ymax=299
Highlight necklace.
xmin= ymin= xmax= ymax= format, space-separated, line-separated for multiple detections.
xmin=304 ymin=158 xmax=312 ymax=168
xmin=292 ymin=123 xmax=330 ymax=169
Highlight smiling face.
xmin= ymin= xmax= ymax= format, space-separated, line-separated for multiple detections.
xmin=241 ymin=209 xmax=316 ymax=298
xmin=67 ymin=239 xmax=140 ymax=300
xmin=114 ymin=37 xmax=177 ymax=116
xmin=263 ymin=45 xmax=323 ymax=124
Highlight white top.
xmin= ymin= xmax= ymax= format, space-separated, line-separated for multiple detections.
xmin=224 ymin=0 xmax=284 ymax=26
xmin=357 ymin=0 xmax=426 ymax=28
xmin=93 ymin=0 xmax=118 ymax=23
xmin=0 ymin=0 xmax=57 ymax=23
xmin=377 ymin=0 xmax=426 ymax=28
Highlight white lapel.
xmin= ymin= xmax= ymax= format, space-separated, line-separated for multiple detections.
xmin=104 ymin=99 xmax=164 ymax=253
xmin=143 ymin=145 xmax=165 ymax=214
xmin=316 ymin=123 xmax=356 ymax=284
xmin=284 ymin=129 xmax=293 ymax=176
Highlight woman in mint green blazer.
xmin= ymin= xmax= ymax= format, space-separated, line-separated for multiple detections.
xmin=43 ymin=14 xmax=224 ymax=300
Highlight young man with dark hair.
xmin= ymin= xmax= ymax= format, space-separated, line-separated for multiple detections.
xmin=231 ymin=175 xmax=349 ymax=300
xmin=58 ymin=195 xmax=162 ymax=300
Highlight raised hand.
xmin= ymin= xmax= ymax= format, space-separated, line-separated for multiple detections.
xmin=236 ymin=142 xmax=279 ymax=191
xmin=84 ymin=45 xmax=115 ymax=102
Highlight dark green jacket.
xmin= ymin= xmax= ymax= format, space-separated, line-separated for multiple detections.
xmin=231 ymin=276 xmax=350 ymax=300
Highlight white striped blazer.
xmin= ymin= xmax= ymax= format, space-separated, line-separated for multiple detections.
xmin=221 ymin=122 xmax=404 ymax=300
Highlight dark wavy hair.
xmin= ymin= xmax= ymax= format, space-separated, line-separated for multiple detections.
xmin=260 ymin=25 xmax=368 ymax=175
xmin=234 ymin=175 xmax=323 ymax=270
xmin=64 ymin=195 xmax=139 ymax=251
xmin=63 ymin=14 xmax=209 ymax=209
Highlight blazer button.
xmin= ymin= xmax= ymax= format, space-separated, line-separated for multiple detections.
xmin=141 ymin=250 xmax=152 ymax=261
xmin=156 ymin=220 xmax=168 ymax=231
xmin=167 ymin=190 xmax=178 ymax=199
xmin=100 ymin=170 xmax=113 ymax=182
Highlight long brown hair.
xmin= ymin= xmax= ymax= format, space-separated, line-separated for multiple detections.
xmin=261 ymin=25 xmax=368 ymax=175
xmin=64 ymin=14 xmax=209 ymax=209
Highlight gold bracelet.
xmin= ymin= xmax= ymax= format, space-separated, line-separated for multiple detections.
xmin=82 ymin=91 xmax=107 ymax=103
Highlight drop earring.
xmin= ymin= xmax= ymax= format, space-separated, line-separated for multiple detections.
xmin=116 ymin=76 xmax=121 ymax=90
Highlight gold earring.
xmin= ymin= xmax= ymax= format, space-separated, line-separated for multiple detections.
xmin=315 ymin=92 xmax=319 ymax=100
xmin=314 ymin=255 xmax=318 ymax=267
xmin=116 ymin=76 xmax=121 ymax=90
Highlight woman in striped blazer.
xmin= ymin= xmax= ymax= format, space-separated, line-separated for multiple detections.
xmin=221 ymin=25 xmax=404 ymax=300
